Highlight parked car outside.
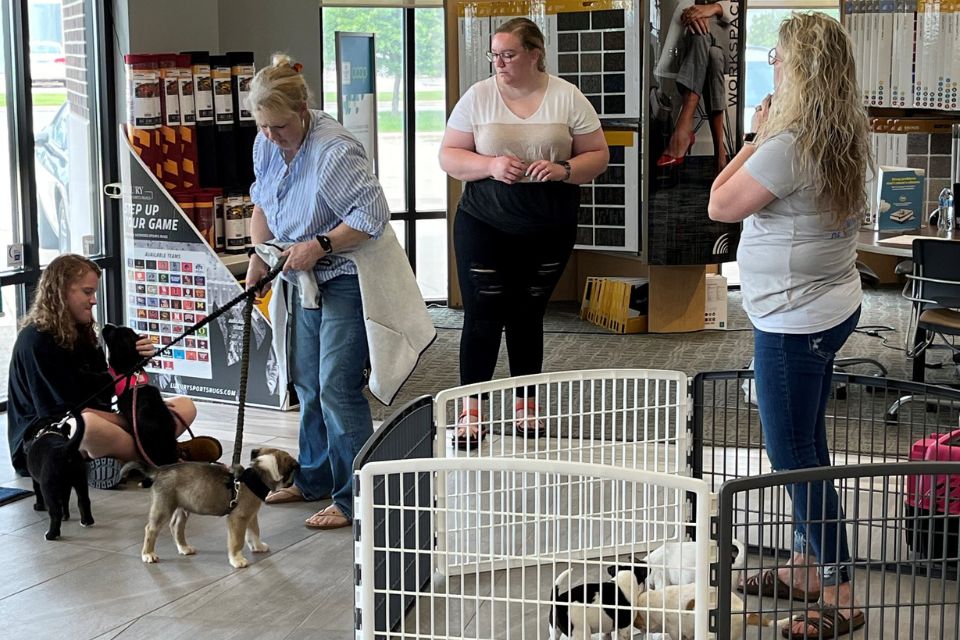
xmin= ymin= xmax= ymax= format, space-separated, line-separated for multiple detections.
xmin=35 ymin=102 xmax=69 ymax=251
xmin=30 ymin=40 xmax=66 ymax=86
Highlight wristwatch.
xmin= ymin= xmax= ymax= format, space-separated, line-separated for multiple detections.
xmin=315 ymin=234 xmax=333 ymax=254
xmin=558 ymin=160 xmax=572 ymax=182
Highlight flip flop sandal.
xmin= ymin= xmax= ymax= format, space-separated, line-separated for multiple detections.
xmin=513 ymin=402 xmax=547 ymax=438
xmin=305 ymin=504 xmax=351 ymax=530
xmin=781 ymin=605 xmax=865 ymax=639
xmin=738 ymin=568 xmax=821 ymax=601
xmin=452 ymin=409 xmax=487 ymax=450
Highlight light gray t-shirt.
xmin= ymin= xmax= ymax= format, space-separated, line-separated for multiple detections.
xmin=446 ymin=75 xmax=601 ymax=183
xmin=739 ymin=132 xmax=862 ymax=333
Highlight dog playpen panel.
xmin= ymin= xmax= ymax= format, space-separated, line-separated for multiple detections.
xmin=355 ymin=458 xmax=714 ymax=640
xmin=353 ymin=397 xmax=436 ymax=638
xmin=434 ymin=370 xmax=691 ymax=574
xmin=717 ymin=462 xmax=960 ymax=639
xmin=354 ymin=370 xmax=960 ymax=638
xmin=694 ymin=372 xmax=960 ymax=564
xmin=435 ymin=369 xmax=689 ymax=472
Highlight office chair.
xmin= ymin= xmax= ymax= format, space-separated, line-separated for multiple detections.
xmin=885 ymin=239 xmax=960 ymax=422
xmin=902 ymin=238 xmax=960 ymax=383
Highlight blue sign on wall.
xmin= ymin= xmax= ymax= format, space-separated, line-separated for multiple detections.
xmin=336 ymin=32 xmax=378 ymax=174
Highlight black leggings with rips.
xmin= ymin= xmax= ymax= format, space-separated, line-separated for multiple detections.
xmin=454 ymin=210 xmax=577 ymax=386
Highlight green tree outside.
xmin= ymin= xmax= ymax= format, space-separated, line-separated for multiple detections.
xmin=322 ymin=7 xmax=444 ymax=114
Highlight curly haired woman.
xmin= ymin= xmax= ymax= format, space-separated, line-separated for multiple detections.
xmin=708 ymin=13 xmax=869 ymax=639
xmin=7 ymin=254 xmax=200 ymax=488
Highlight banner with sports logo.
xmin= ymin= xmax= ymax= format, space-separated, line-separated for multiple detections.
xmin=119 ymin=133 xmax=292 ymax=409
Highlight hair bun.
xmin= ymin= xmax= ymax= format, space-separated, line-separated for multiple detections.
xmin=270 ymin=53 xmax=301 ymax=72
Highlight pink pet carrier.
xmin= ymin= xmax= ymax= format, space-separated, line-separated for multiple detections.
xmin=905 ymin=428 xmax=960 ymax=559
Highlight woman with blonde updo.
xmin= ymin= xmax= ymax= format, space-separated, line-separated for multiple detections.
xmin=244 ymin=53 xmax=389 ymax=530
xmin=709 ymin=13 xmax=869 ymax=638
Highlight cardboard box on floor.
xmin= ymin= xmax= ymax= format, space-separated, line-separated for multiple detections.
xmin=580 ymin=276 xmax=648 ymax=334
xmin=647 ymin=265 xmax=706 ymax=333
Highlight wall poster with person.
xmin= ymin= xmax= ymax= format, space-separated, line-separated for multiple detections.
xmin=646 ymin=0 xmax=743 ymax=265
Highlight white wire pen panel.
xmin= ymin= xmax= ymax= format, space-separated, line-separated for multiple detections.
xmin=434 ymin=370 xmax=691 ymax=575
xmin=434 ymin=369 xmax=689 ymax=474
xmin=355 ymin=458 xmax=714 ymax=640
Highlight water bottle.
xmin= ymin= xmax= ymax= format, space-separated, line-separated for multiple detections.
xmin=937 ymin=187 xmax=954 ymax=235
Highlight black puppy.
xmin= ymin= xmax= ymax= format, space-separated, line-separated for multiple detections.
xmin=101 ymin=324 xmax=179 ymax=466
xmin=24 ymin=413 xmax=93 ymax=540
xmin=549 ymin=563 xmax=648 ymax=640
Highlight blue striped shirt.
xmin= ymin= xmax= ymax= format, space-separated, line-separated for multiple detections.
xmin=250 ymin=109 xmax=390 ymax=284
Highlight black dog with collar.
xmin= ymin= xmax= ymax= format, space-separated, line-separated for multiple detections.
xmin=101 ymin=324 xmax=179 ymax=466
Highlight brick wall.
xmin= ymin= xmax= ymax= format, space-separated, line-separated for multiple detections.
xmin=62 ymin=0 xmax=88 ymax=119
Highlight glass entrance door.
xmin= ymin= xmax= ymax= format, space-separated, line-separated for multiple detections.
xmin=0 ymin=0 xmax=117 ymax=404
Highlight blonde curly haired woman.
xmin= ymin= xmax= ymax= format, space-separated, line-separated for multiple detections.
xmin=7 ymin=254 xmax=199 ymax=488
xmin=708 ymin=13 xmax=869 ymax=639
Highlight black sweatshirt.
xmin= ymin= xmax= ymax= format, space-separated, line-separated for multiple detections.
xmin=7 ymin=324 xmax=113 ymax=475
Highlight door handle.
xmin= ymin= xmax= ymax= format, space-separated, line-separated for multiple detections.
xmin=103 ymin=182 xmax=123 ymax=199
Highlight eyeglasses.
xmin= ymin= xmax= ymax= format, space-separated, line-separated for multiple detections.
xmin=486 ymin=50 xmax=518 ymax=63
xmin=768 ymin=47 xmax=782 ymax=65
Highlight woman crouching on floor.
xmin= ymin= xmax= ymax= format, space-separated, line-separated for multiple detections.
xmin=7 ymin=254 xmax=214 ymax=489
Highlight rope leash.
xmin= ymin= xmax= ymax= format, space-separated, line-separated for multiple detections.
xmin=233 ymin=294 xmax=255 ymax=466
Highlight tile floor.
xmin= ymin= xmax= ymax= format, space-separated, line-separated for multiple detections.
xmin=0 ymin=402 xmax=360 ymax=640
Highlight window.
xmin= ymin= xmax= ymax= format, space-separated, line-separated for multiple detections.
xmin=742 ymin=2 xmax=841 ymax=131
xmin=321 ymin=7 xmax=447 ymax=300
xmin=0 ymin=0 xmax=118 ymax=404
xmin=723 ymin=1 xmax=841 ymax=286
xmin=32 ymin=0 xmax=108 ymax=264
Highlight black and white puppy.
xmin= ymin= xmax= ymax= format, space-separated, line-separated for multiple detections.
xmin=549 ymin=563 xmax=648 ymax=640
xmin=101 ymin=324 xmax=179 ymax=466
xmin=24 ymin=413 xmax=93 ymax=540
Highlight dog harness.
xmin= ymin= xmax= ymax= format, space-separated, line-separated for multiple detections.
xmin=116 ymin=369 xmax=189 ymax=469
xmin=108 ymin=367 xmax=149 ymax=397
xmin=222 ymin=467 xmax=273 ymax=515
xmin=31 ymin=414 xmax=75 ymax=442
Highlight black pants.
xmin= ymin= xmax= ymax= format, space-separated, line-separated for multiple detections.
xmin=454 ymin=210 xmax=576 ymax=386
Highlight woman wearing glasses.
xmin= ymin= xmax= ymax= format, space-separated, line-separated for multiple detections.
xmin=709 ymin=13 xmax=867 ymax=639
xmin=439 ymin=17 xmax=608 ymax=448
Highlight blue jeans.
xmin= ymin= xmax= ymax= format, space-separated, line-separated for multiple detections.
xmin=290 ymin=274 xmax=371 ymax=519
xmin=753 ymin=307 xmax=861 ymax=586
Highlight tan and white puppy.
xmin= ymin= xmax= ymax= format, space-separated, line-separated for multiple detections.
xmin=634 ymin=584 xmax=787 ymax=639
xmin=123 ymin=447 xmax=299 ymax=568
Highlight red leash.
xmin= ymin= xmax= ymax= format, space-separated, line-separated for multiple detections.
xmin=130 ymin=384 xmax=159 ymax=468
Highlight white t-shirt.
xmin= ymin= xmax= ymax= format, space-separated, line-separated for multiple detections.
xmin=738 ymin=132 xmax=862 ymax=333
xmin=446 ymin=75 xmax=601 ymax=174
